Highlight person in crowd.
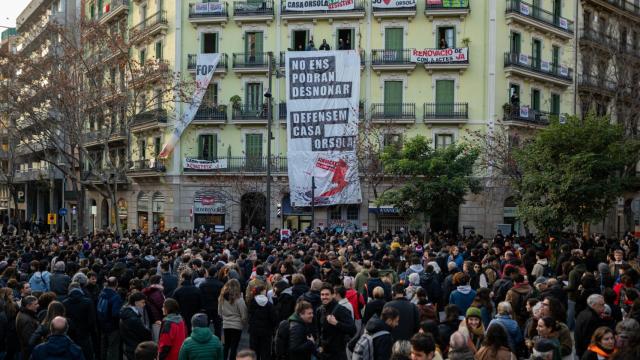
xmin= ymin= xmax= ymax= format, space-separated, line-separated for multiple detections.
xmin=300 ymin=279 xmax=322 ymax=311
xmin=28 ymin=260 xmax=50 ymax=293
xmin=575 ymin=294 xmax=607 ymax=358
xmin=288 ymin=300 xmax=315 ymax=360
xmin=49 ymin=262 xmax=70 ymax=300
xmin=488 ymin=302 xmax=522 ymax=352
xmin=28 ymin=300 xmax=66 ymax=350
xmin=384 ymin=282 xmax=420 ymax=341
xmin=218 ymin=278 xmax=247 ymax=360
xmin=158 ymin=298 xmax=186 ymax=360
xmin=143 ymin=274 xmax=166 ymax=337
xmin=410 ymin=332 xmax=436 ymax=360
xmin=63 ymin=282 xmax=97 ymax=360
xmin=343 ymin=276 xmax=365 ymax=330
xmin=98 ymin=276 xmax=124 ymax=360
xmin=136 ymin=341 xmax=159 ymax=360
xmin=236 ymin=349 xmax=257 ymax=360
xmin=31 ymin=316 xmax=85 ymax=360
xmin=248 ymin=285 xmax=276 ymax=360
xmin=16 ymin=295 xmax=39 ymax=359
xmin=316 ymin=283 xmax=356 ymax=360
xmin=361 ymin=306 xmax=399 ymax=360
xmin=319 ymin=39 xmax=330 ymax=51
xmin=582 ymin=326 xmax=616 ymax=360
xmin=363 ymin=286 xmax=386 ymax=325
xmin=475 ymin=323 xmax=516 ymax=360
xmin=199 ymin=265 xmax=224 ymax=337
xmin=121 ymin=291 xmax=153 ymax=360
xmin=505 ymin=273 xmax=533 ymax=326
xmin=447 ymin=331 xmax=474 ymax=360
xmin=178 ymin=313 xmax=223 ymax=360
xmin=173 ymin=270 xmax=203 ymax=335
xmin=390 ymin=340 xmax=411 ymax=360
xmin=449 ymin=273 xmax=476 ymax=315
xmin=457 ymin=306 xmax=484 ymax=353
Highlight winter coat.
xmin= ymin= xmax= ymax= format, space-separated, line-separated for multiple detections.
xmin=142 ymin=285 xmax=166 ymax=324
xmin=288 ymin=312 xmax=315 ymax=360
xmin=97 ymin=287 xmax=124 ymax=333
xmin=218 ymin=297 xmax=248 ymax=330
xmin=249 ymin=294 xmax=277 ymax=336
xmin=575 ymin=307 xmax=604 ymax=357
xmin=383 ymin=298 xmax=420 ymax=341
xmin=173 ymin=284 xmax=203 ymax=332
xmin=581 ymin=344 xmax=614 ymax=360
xmin=448 ymin=346 xmax=474 ymax=360
xmin=316 ymin=299 xmax=356 ymax=360
xmin=364 ymin=316 xmax=393 ymax=360
xmin=474 ymin=345 xmax=515 ymax=360
xmin=345 ymin=288 xmax=365 ymax=320
xmin=505 ymin=283 xmax=533 ymax=325
xmin=366 ymin=278 xmax=391 ymax=301
xmin=488 ymin=314 xmax=522 ymax=351
xmin=29 ymin=271 xmax=51 ymax=293
xmin=0 ymin=310 xmax=7 ymax=353
xmin=120 ymin=306 xmax=152 ymax=360
xmin=16 ymin=307 xmax=39 ymax=359
xmin=299 ymin=290 xmax=321 ymax=311
xmin=449 ymin=285 xmax=476 ymax=315
xmin=362 ymin=298 xmax=385 ymax=325
xmin=161 ymin=272 xmax=179 ymax=297
xmin=564 ymin=263 xmax=587 ymax=301
xmin=274 ymin=288 xmax=296 ymax=323
xmin=199 ymin=276 xmax=224 ymax=314
xmin=354 ymin=269 xmax=369 ymax=295
xmin=49 ymin=271 xmax=71 ymax=299
xmin=28 ymin=322 xmax=50 ymax=350
xmin=531 ymin=259 xmax=550 ymax=280
xmin=178 ymin=326 xmax=223 ymax=360
xmin=158 ymin=313 xmax=187 ymax=360
xmin=62 ymin=288 xmax=96 ymax=349
xmin=31 ymin=335 xmax=86 ymax=360
xmin=291 ymin=283 xmax=310 ymax=301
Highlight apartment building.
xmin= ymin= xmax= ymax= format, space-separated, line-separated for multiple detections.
xmin=72 ymin=0 xmax=579 ymax=236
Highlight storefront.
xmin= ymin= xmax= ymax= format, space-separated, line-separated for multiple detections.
xmin=137 ymin=192 xmax=149 ymax=233
xmin=194 ymin=190 xmax=226 ymax=231
xmin=368 ymin=204 xmax=408 ymax=233
xmin=117 ymin=198 xmax=128 ymax=232
xmin=281 ymin=194 xmax=312 ymax=231
xmin=152 ymin=192 xmax=165 ymax=232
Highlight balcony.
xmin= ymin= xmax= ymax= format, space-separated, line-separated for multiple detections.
xmin=418 ymin=47 xmax=470 ymax=72
xmin=187 ymin=53 xmax=228 ymax=75
xmin=84 ymin=125 xmax=128 ymax=147
xmin=372 ymin=0 xmax=417 ymax=20
xmin=129 ymin=10 xmax=168 ymax=44
xmin=280 ymin=0 xmax=365 ymax=22
xmin=188 ymin=2 xmax=229 ymax=25
xmin=14 ymin=168 xmax=60 ymax=182
xmin=589 ymin=0 xmax=640 ymax=20
xmin=184 ymin=156 xmax=287 ymax=174
xmin=424 ymin=0 xmax=470 ymax=19
xmin=233 ymin=0 xmax=274 ymax=24
xmin=130 ymin=109 xmax=168 ymax=132
xmin=423 ymin=103 xmax=468 ymax=124
xmin=505 ymin=0 xmax=573 ymax=40
xmin=193 ymin=106 xmax=228 ymax=124
xmin=503 ymin=104 xmax=550 ymax=127
xmin=577 ymin=74 xmax=617 ymax=97
xmin=503 ymin=53 xmax=573 ymax=87
xmin=130 ymin=60 xmax=170 ymax=88
xmin=232 ymin=52 xmax=269 ymax=74
xmin=128 ymin=159 xmax=166 ymax=178
xmin=370 ymin=103 xmax=415 ymax=124
xmin=579 ymin=27 xmax=615 ymax=51
xmin=232 ymin=103 xmax=269 ymax=124
xmin=99 ymin=0 xmax=129 ymax=25
xmin=279 ymin=50 xmax=365 ymax=70
xmin=371 ymin=49 xmax=416 ymax=73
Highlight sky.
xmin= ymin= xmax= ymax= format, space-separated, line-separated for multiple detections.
xmin=1 ymin=0 xmax=33 ymax=28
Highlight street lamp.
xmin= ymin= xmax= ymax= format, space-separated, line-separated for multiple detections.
xmin=91 ymin=205 xmax=97 ymax=237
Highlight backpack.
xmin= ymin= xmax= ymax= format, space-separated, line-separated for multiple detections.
xmin=541 ymin=264 xmax=554 ymax=278
xmin=273 ymin=319 xmax=290 ymax=360
xmin=351 ymin=330 xmax=390 ymax=360
xmin=97 ymin=292 xmax=112 ymax=324
xmin=492 ymin=279 xmax=512 ymax=303
xmin=511 ymin=289 xmax=532 ymax=323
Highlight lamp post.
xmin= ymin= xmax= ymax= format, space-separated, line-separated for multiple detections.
xmin=311 ymin=176 xmax=316 ymax=232
xmin=265 ymin=52 xmax=273 ymax=234
xmin=91 ymin=205 xmax=97 ymax=238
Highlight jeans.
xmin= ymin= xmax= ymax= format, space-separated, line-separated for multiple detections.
xmin=250 ymin=333 xmax=272 ymax=360
xmin=100 ymin=331 xmax=121 ymax=360
xmin=567 ymin=299 xmax=576 ymax=331
xmin=223 ymin=328 xmax=242 ymax=360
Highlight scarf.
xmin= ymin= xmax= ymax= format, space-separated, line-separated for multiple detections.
xmin=586 ymin=344 xmax=614 ymax=359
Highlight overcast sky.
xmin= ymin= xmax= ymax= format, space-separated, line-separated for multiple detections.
xmin=1 ymin=0 xmax=33 ymax=28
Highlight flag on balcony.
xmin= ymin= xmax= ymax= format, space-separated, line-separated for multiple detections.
xmin=286 ymin=50 xmax=362 ymax=207
xmin=159 ymin=53 xmax=221 ymax=158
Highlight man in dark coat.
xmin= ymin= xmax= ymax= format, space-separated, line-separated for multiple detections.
xmin=49 ymin=261 xmax=71 ymax=300
xmin=383 ymin=283 xmax=420 ymax=341
xmin=16 ymin=295 xmax=39 ymax=360
xmin=63 ymin=285 xmax=97 ymax=360
xmin=575 ymin=294 xmax=607 ymax=358
xmin=31 ymin=316 xmax=86 ymax=360
xmin=199 ymin=266 xmax=224 ymax=337
xmin=288 ymin=301 xmax=315 ymax=360
xmin=173 ymin=271 xmax=203 ymax=334
xmin=120 ymin=292 xmax=152 ymax=360
xmin=316 ymin=284 xmax=356 ymax=360
xmin=365 ymin=268 xmax=390 ymax=301
xmin=363 ymin=307 xmax=399 ymax=360
xmin=160 ymin=262 xmax=178 ymax=297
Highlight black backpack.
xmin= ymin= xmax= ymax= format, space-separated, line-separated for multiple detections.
xmin=541 ymin=264 xmax=555 ymax=278
xmin=273 ymin=319 xmax=290 ymax=360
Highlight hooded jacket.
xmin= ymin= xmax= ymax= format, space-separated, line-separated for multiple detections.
xmin=488 ymin=314 xmax=522 ymax=351
xmin=178 ymin=326 xmax=223 ymax=360
xmin=31 ymin=335 xmax=86 ymax=360
xmin=142 ymin=284 xmax=166 ymax=324
xmin=249 ymin=294 xmax=277 ymax=336
xmin=120 ymin=305 xmax=152 ymax=360
xmin=62 ymin=288 xmax=97 ymax=346
xmin=300 ymin=289 xmax=321 ymax=311
xmin=316 ymin=299 xmax=356 ymax=359
xmin=449 ymin=285 xmax=476 ymax=315
xmin=531 ymin=258 xmax=550 ymax=279
xmin=158 ymin=313 xmax=187 ymax=360
xmin=364 ymin=316 xmax=393 ymax=360
xmin=274 ymin=287 xmax=296 ymax=323
xmin=288 ymin=312 xmax=315 ymax=360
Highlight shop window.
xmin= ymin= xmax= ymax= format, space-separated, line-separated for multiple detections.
xmin=347 ymin=205 xmax=359 ymax=220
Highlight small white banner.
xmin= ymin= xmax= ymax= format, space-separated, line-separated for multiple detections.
xmin=184 ymin=157 xmax=228 ymax=170
xmin=558 ymin=17 xmax=569 ymax=30
xmin=194 ymin=2 xmax=224 ymax=13
xmin=519 ymin=3 xmax=530 ymax=15
xmin=410 ymin=48 xmax=468 ymax=64
xmin=541 ymin=60 xmax=550 ymax=72
xmin=559 ymin=66 xmax=569 ymax=77
xmin=519 ymin=105 xmax=530 ymax=118
xmin=372 ymin=0 xmax=416 ymax=8
xmin=285 ymin=0 xmax=355 ymax=11
xmin=518 ymin=53 xmax=529 ymax=65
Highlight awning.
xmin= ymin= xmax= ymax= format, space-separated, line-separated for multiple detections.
xmin=368 ymin=203 xmax=400 ymax=215
xmin=282 ymin=194 xmax=312 ymax=215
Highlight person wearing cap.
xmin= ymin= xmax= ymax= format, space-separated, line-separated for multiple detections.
xmin=121 ymin=292 xmax=153 ymax=360
xmin=458 ymin=307 xmax=484 ymax=353
xmin=63 ymin=282 xmax=97 ymax=360
xmin=178 ymin=313 xmax=223 ymax=360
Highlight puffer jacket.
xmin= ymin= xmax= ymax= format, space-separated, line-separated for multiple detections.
xmin=288 ymin=313 xmax=315 ymax=360
xmin=178 ymin=326 xmax=223 ymax=360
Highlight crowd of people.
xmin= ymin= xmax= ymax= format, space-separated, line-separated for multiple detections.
xmin=0 ymin=226 xmax=639 ymax=360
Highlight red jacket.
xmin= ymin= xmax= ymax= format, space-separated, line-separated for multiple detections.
xmin=158 ymin=313 xmax=187 ymax=360
xmin=346 ymin=288 xmax=365 ymax=320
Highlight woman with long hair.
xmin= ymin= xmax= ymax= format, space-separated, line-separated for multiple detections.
xmin=0 ymin=287 xmax=19 ymax=359
xmin=475 ymin=323 xmax=516 ymax=360
xmin=218 ymin=278 xmax=247 ymax=360
xmin=582 ymin=327 xmax=615 ymax=360
xmin=28 ymin=300 xmax=66 ymax=349
xmin=534 ymin=317 xmax=564 ymax=360
xmin=157 ymin=298 xmax=187 ymax=360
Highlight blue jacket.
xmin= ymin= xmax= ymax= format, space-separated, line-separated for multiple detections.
xmin=31 ymin=335 xmax=86 ymax=360
xmin=97 ymin=288 xmax=123 ymax=333
xmin=448 ymin=254 xmax=464 ymax=269
xmin=448 ymin=285 xmax=476 ymax=315
xmin=488 ymin=314 xmax=523 ymax=351
xmin=29 ymin=271 xmax=51 ymax=293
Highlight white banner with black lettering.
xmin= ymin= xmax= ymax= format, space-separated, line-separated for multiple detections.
xmin=285 ymin=51 xmax=362 ymax=207
xmin=285 ymin=0 xmax=355 ymax=11
xmin=159 ymin=53 xmax=220 ymax=158
xmin=372 ymin=0 xmax=416 ymax=8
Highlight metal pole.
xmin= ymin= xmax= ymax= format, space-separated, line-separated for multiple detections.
xmin=311 ymin=176 xmax=315 ymax=231
xmin=266 ymin=52 xmax=273 ymax=233
xmin=61 ymin=176 xmax=65 ymax=233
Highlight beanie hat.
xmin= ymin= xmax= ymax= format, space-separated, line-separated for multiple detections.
xmin=466 ymin=307 xmax=482 ymax=319
xmin=191 ymin=313 xmax=209 ymax=328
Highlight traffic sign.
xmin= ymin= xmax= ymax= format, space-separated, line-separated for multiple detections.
xmin=72 ymin=206 xmax=77 ymax=215
xmin=47 ymin=213 xmax=57 ymax=225
xmin=58 ymin=208 xmax=67 ymax=216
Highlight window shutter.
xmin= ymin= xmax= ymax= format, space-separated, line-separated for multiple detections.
xmin=435 ymin=80 xmax=455 ymax=116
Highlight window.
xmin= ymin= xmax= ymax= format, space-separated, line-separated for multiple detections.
xmin=202 ymin=33 xmax=218 ymax=53
xmin=551 ymin=94 xmax=560 ymax=115
xmin=139 ymin=140 xmax=146 ymax=159
xmin=155 ymin=41 xmax=163 ymax=60
xmin=552 ymin=45 xmax=560 ymax=72
xmin=383 ymin=81 xmax=403 ymax=116
xmin=110 ymin=68 xmax=116 ymax=85
xmin=154 ymin=137 xmax=161 ymax=157
xmin=245 ymin=32 xmax=264 ymax=63
xmin=437 ymin=26 xmax=455 ymax=48
xmin=384 ymin=28 xmax=403 ymax=51
xmin=90 ymin=4 xmax=95 ymax=19
xmin=531 ymin=89 xmax=541 ymax=111
xmin=510 ymin=32 xmax=521 ymax=54
xmin=98 ymin=0 xmax=103 ymax=15
xmin=198 ymin=134 xmax=217 ymax=160
xmin=435 ymin=79 xmax=455 ymax=116
xmin=620 ymin=26 xmax=628 ymax=51
xmin=141 ymin=5 xmax=147 ymax=22
xmin=245 ymin=83 xmax=263 ymax=111
xmin=583 ymin=11 xmax=592 ymax=29
xmin=435 ymin=134 xmax=454 ymax=149
xmin=337 ymin=28 xmax=355 ymax=50
xmin=330 ymin=206 xmax=342 ymax=220
xmin=202 ymin=83 xmax=218 ymax=108
xmin=532 ymin=39 xmax=542 ymax=69
xmin=383 ymin=133 xmax=403 ymax=150
xmin=347 ymin=205 xmax=359 ymax=220
xmin=139 ymin=48 xmax=146 ymax=64
xmin=139 ymin=93 xmax=147 ymax=112
xmin=154 ymin=89 xmax=162 ymax=110
xmin=245 ymin=134 xmax=263 ymax=158
xmin=553 ymin=0 xmax=561 ymax=19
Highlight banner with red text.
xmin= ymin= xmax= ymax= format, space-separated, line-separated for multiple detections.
xmin=285 ymin=0 xmax=355 ymax=11
xmin=410 ymin=47 xmax=468 ymax=64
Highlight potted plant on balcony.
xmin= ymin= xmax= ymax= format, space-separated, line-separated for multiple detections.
xmin=462 ymin=37 xmax=471 ymax=47
xmin=230 ymin=95 xmax=242 ymax=112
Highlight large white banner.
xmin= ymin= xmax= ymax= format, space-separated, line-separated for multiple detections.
xmin=372 ymin=0 xmax=416 ymax=8
xmin=285 ymin=0 xmax=355 ymax=11
xmin=184 ymin=157 xmax=228 ymax=170
xmin=410 ymin=48 xmax=468 ymax=64
xmin=193 ymin=2 xmax=224 ymax=14
xmin=286 ymin=51 xmax=362 ymax=207
xmin=159 ymin=53 xmax=220 ymax=158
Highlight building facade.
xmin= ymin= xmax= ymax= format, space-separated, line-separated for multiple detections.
xmin=30 ymin=0 xmax=579 ymax=236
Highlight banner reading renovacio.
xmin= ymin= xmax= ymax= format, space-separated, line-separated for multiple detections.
xmin=159 ymin=53 xmax=221 ymax=158
xmin=286 ymin=51 xmax=362 ymax=207
xmin=410 ymin=47 xmax=468 ymax=64
xmin=285 ymin=0 xmax=355 ymax=11
xmin=372 ymin=0 xmax=416 ymax=8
